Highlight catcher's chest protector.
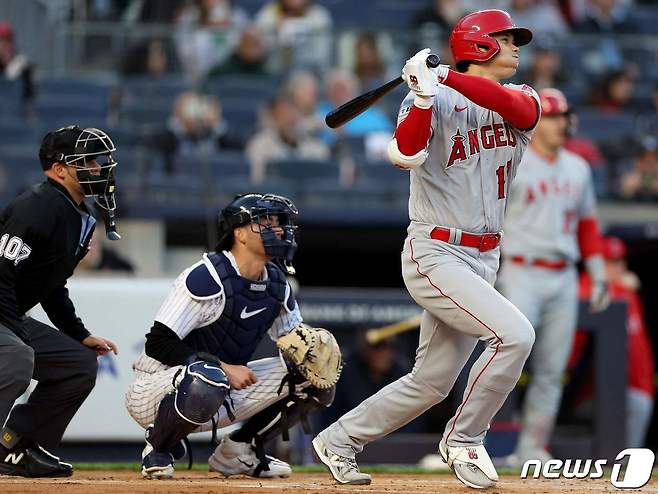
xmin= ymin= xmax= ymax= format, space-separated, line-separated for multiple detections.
xmin=182 ymin=253 xmax=292 ymax=365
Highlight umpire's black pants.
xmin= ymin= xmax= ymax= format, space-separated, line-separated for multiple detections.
xmin=0 ymin=318 xmax=98 ymax=449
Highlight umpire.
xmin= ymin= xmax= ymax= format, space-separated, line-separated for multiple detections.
xmin=0 ymin=126 xmax=120 ymax=477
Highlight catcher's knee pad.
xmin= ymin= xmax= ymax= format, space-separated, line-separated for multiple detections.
xmin=175 ymin=360 xmax=230 ymax=425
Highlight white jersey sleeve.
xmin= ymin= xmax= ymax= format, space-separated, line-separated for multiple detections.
xmin=154 ymin=262 xmax=225 ymax=340
xmin=268 ymin=282 xmax=303 ymax=341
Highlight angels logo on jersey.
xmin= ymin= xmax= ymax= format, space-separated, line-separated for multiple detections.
xmin=446 ymin=122 xmax=518 ymax=168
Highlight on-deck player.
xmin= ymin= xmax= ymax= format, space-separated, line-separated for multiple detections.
xmin=497 ymin=88 xmax=610 ymax=467
xmin=313 ymin=9 xmax=540 ymax=489
xmin=125 ymin=193 xmax=340 ymax=479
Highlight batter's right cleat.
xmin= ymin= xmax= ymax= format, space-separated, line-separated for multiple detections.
xmin=0 ymin=443 xmax=73 ymax=478
xmin=439 ymin=441 xmax=498 ymax=489
xmin=311 ymin=436 xmax=372 ymax=485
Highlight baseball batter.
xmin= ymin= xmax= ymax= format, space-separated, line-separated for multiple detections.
xmin=124 ymin=193 xmax=342 ymax=479
xmin=313 ymin=10 xmax=540 ymax=489
xmin=497 ymin=88 xmax=609 ymax=467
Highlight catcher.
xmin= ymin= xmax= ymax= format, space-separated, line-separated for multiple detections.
xmin=124 ymin=193 xmax=342 ymax=479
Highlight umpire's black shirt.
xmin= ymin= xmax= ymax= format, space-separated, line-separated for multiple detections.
xmin=0 ymin=179 xmax=96 ymax=343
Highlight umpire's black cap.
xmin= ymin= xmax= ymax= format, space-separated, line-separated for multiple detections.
xmin=38 ymin=125 xmax=84 ymax=170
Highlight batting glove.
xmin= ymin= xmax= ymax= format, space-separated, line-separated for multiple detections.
xmin=402 ymin=48 xmax=449 ymax=108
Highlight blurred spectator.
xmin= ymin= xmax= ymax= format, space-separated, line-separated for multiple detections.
xmin=175 ymin=0 xmax=249 ymax=81
xmin=146 ymin=90 xmax=246 ymax=173
xmin=119 ymin=0 xmax=185 ymax=23
xmin=412 ymin=0 xmax=466 ymax=54
xmin=318 ymin=70 xmax=393 ymax=151
xmin=353 ymin=32 xmax=387 ymax=93
xmin=319 ymin=333 xmax=426 ymax=432
xmin=246 ymin=95 xmax=330 ymax=183
xmin=618 ymin=136 xmax=658 ymax=201
xmin=0 ymin=21 xmax=34 ymax=104
xmin=573 ymin=237 xmax=654 ymax=448
xmin=120 ymin=39 xmax=168 ymax=77
xmin=507 ymin=0 xmax=569 ymax=37
xmin=284 ymin=70 xmax=324 ymax=137
xmin=520 ymin=41 xmax=569 ymax=90
xmin=574 ymin=0 xmax=637 ymax=33
xmin=76 ymin=231 xmax=135 ymax=274
xmin=588 ymin=69 xmax=636 ymax=113
xmin=254 ymin=0 xmax=333 ymax=75
xmin=208 ymin=25 xmax=268 ymax=77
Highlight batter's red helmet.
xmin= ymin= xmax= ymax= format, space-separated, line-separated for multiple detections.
xmin=449 ymin=9 xmax=532 ymax=65
xmin=602 ymin=236 xmax=627 ymax=261
xmin=539 ymin=88 xmax=570 ymax=116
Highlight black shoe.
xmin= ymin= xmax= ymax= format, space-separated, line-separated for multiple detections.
xmin=0 ymin=444 xmax=73 ymax=478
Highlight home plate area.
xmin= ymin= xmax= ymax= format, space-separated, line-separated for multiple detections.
xmin=1 ymin=471 xmax=656 ymax=494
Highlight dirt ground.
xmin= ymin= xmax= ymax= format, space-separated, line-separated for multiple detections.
xmin=0 ymin=471 xmax=656 ymax=494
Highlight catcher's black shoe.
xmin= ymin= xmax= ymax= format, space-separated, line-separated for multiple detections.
xmin=0 ymin=444 xmax=73 ymax=478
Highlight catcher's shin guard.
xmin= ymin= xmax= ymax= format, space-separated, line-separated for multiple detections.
xmin=149 ymin=360 xmax=230 ymax=452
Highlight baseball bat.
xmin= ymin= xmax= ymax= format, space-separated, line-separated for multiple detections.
xmin=365 ymin=314 xmax=422 ymax=345
xmin=325 ymin=54 xmax=440 ymax=129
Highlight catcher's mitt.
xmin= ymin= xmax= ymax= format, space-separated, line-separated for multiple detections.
xmin=276 ymin=324 xmax=343 ymax=389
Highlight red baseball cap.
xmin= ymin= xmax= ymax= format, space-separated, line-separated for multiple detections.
xmin=0 ymin=22 xmax=13 ymax=41
xmin=602 ymin=236 xmax=627 ymax=260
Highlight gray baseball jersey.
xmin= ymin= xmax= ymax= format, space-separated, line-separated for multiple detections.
xmin=317 ymin=81 xmax=541 ymax=457
xmin=501 ymin=146 xmax=598 ymax=263
xmin=399 ymin=83 xmax=540 ymax=233
xmin=496 ymin=146 xmax=599 ymax=457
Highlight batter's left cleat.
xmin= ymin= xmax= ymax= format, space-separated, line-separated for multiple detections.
xmin=311 ymin=435 xmax=372 ymax=485
xmin=439 ymin=441 xmax=498 ymax=489
xmin=208 ymin=436 xmax=291 ymax=478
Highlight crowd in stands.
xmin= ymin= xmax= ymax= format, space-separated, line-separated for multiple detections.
xmin=0 ymin=0 xmax=657 ymax=209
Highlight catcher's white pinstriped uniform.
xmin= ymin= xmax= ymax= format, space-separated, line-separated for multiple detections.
xmin=125 ymin=250 xmax=303 ymax=431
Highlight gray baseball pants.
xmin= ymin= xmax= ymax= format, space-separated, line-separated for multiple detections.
xmin=0 ymin=318 xmax=98 ymax=449
xmin=318 ymin=228 xmax=535 ymax=456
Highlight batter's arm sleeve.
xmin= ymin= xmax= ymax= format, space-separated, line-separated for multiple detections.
xmin=144 ymin=321 xmax=197 ymax=367
xmin=40 ymin=284 xmax=91 ymax=342
xmin=442 ymin=71 xmax=539 ymax=130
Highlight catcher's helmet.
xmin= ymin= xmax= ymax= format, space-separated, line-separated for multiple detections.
xmin=449 ymin=9 xmax=532 ymax=65
xmin=216 ymin=193 xmax=299 ymax=263
xmin=539 ymin=88 xmax=570 ymax=116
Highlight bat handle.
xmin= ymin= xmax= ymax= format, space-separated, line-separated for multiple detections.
xmin=426 ymin=54 xmax=440 ymax=68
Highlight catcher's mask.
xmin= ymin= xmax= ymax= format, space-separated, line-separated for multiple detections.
xmin=39 ymin=125 xmax=120 ymax=239
xmin=217 ymin=193 xmax=299 ymax=272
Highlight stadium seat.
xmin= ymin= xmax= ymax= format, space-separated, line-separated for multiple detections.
xmin=267 ymin=158 xmax=340 ymax=182
xmin=574 ymin=110 xmax=638 ymax=142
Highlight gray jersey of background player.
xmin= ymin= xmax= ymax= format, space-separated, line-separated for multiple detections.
xmin=497 ymin=88 xmax=609 ymax=467
xmin=125 ymin=193 xmax=335 ymax=480
xmin=0 ymin=126 xmax=119 ymax=478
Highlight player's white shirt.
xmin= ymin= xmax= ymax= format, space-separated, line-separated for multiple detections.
xmin=399 ymin=83 xmax=540 ymax=233
xmin=133 ymin=251 xmax=302 ymax=373
xmin=501 ymin=146 xmax=597 ymax=263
